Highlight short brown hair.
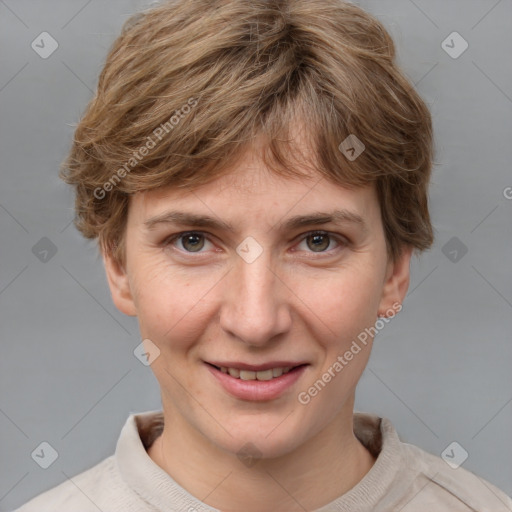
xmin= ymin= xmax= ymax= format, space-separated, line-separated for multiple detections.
xmin=61 ymin=0 xmax=435 ymax=265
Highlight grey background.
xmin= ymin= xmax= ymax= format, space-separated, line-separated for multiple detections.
xmin=1 ymin=0 xmax=511 ymax=509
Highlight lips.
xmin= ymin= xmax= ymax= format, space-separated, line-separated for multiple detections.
xmin=206 ymin=361 xmax=307 ymax=380
xmin=205 ymin=362 xmax=309 ymax=401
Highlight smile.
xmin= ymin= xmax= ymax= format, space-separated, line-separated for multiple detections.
xmin=205 ymin=362 xmax=309 ymax=401
xmin=216 ymin=366 xmax=293 ymax=380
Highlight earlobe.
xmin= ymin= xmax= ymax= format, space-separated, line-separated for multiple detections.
xmin=102 ymin=251 xmax=137 ymax=317
xmin=377 ymin=246 xmax=413 ymax=318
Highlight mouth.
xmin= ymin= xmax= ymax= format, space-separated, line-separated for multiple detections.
xmin=206 ymin=363 xmax=308 ymax=381
xmin=204 ymin=361 xmax=309 ymax=401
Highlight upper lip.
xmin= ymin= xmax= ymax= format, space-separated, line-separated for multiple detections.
xmin=206 ymin=361 xmax=309 ymax=371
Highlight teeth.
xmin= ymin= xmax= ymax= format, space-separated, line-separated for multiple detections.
xmin=272 ymin=367 xmax=283 ymax=378
xmin=240 ymin=370 xmax=257 ymax=380
xmin=227 ymin=367 xmax=240 ymax=378
xmin=255 ymin=369 xmax=273 ymax=381
xmin=219 ymin=366 xmax=294 ymax=380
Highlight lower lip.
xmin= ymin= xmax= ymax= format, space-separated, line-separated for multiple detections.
xmin=206 ymin=363 xmax=308 ymax=401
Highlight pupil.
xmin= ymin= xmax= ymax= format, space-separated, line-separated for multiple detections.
xmin=308 ymin=234 xmax=329 ymax=252
xmin=183 ymin=234 xmax=204 ymax=252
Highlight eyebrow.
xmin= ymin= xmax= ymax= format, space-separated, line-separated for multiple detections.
xmin=144 ymin=209 xmax=369 ymax=235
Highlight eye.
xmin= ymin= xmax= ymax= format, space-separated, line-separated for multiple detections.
xmin=163 ymin=230 xmax=347 ymax=257
xmin=295 ymin=231 xmax=345 ymax=254
xmin=167 ymin=231 xmax=215 ymax=253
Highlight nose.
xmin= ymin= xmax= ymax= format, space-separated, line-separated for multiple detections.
xmin=219 ymin=249 xmax=292 ymax=346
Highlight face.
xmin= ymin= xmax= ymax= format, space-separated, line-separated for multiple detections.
xmin=105 ymin=147 xmax=411 ymax=459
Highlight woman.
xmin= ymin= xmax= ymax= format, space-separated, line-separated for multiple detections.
xmin=16 ymin=0 xmax=512 ymax=510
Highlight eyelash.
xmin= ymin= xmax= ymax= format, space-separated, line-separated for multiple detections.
xmin=163 ymin=230 xmax=348 ymax=257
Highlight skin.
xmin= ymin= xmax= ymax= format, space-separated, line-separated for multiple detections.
xmin=104 ymin=143 xmax=413 ymax=511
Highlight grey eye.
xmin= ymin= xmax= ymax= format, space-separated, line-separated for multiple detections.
xmin=180 ymin=233 xmax=206 ymax=252
xmin=306 ymin=233 xmax=331 ymax=252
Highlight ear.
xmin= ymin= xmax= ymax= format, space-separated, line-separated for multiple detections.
xmin=377 ymin=245 xmax=413 ymax=317
xmin=102 ymin=251 xmax=137 ymax=317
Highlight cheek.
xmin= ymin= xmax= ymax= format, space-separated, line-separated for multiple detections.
xmin=291 ymin=263 xmax=384 ymax=345
xmin=293 ymin=269 xmax=381 ymax=425
xmin=129 ymin=254 xmax=221 ymax=350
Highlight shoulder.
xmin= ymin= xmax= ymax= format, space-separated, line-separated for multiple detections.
xmin=395 ymin=438 xmax=512 ymax=511
xmin=354 ymin=414 xmax=512 ymax=511
xmin=14 ymin=456 xmax=135 ymax=512
xmin=14 ymin=410 xmax=163 ymax=512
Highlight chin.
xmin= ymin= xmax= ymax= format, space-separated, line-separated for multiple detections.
xmin=209 ymin=417 xmax=305 ymax=461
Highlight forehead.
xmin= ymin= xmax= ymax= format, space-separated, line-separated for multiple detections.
xmin=129 ymin=151 xmax=381 ymax=234
xmin=130 ymin=116 xmax=382 ymax=225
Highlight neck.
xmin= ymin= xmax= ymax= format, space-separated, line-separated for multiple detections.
xmin=148 ymin=402 xmax=376 ymax=511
